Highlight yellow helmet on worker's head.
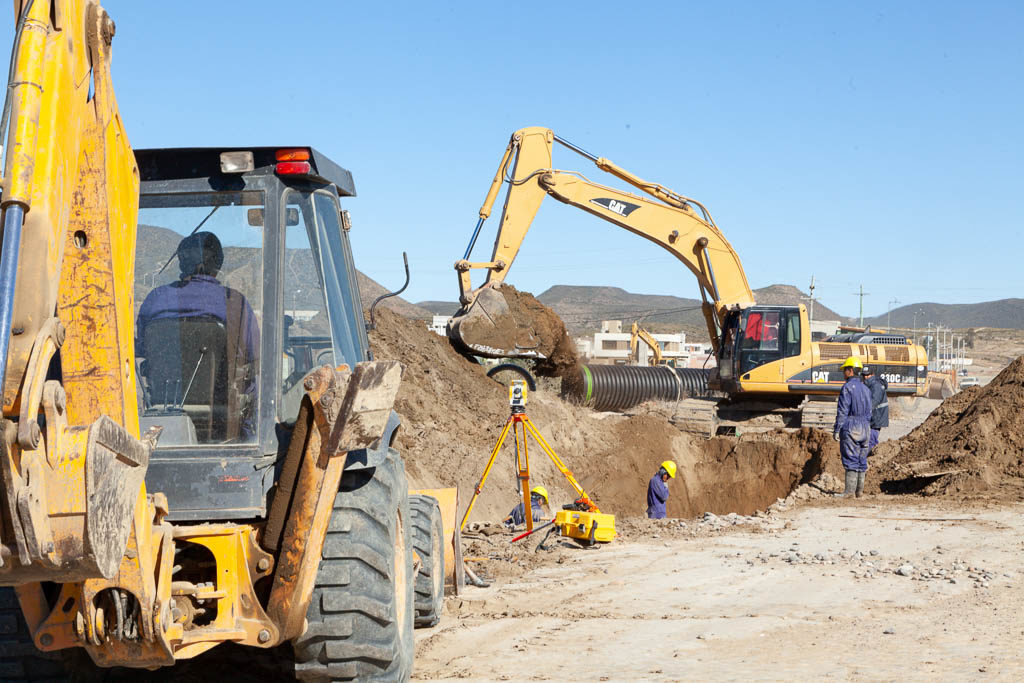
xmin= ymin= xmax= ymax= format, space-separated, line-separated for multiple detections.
xmin=530 ymin=486 xmax=549 ymax=503
xmin=660 ymin=460 xmax=677 ymax=478
xmin=840 ymin=356 xmax=863 ymax=370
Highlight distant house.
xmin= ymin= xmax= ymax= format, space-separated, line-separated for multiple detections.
xmin=427 ymin=315 xmax=451 ymax=337
xmin=577 ymin=320 xmax=709 ymax=366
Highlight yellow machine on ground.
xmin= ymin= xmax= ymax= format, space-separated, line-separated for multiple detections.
xmin=630 ymin=321 xmax=673 ymax=367
xmin=448 ymin=127 xmax=928 ymax=434
xmin=460 ymin=380 xmax=615 ymax=545
xmin=0 ymin=2 xmax=455 ymax=678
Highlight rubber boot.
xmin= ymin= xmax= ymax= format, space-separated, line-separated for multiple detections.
xmin=856 ymin=471 xmax=866 ymax=498
xmin=841 ymin=470 xmax=857 ymax=498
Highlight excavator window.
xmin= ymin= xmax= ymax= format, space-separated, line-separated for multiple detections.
xmin=737 ymin=308 xmax=783 ymax=373
xmin=134 ymin=191 xmax=264 ymax=446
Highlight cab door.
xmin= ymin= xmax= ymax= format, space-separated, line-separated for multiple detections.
xmin=780 ymin=307 xmax=811 ymax=386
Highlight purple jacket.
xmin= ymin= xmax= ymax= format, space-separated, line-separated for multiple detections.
xmin=647 ymin=473 xmax=669 ymax=519
xmin=136 ymin=275 xmax=259 ymax=361
xmin=833 ymin=376 xmax=872 ymax=437
xmin=137 ymin=275 xmax=260 ymax=437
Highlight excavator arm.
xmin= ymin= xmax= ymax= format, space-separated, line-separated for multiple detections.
xmin=630 ymin=321 xmax=663 ymax=365
xmin=451 ymin=126 xmax=755 ymax=357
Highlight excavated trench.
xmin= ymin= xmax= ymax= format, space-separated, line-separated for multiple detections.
xmin=368 ymin=308 xmax=841 ymax=522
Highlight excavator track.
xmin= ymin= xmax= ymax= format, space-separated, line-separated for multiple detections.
xmin=671 ymin=398 xmax=720 ymax=438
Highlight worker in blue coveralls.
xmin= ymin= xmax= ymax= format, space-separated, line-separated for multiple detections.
xmin=861 ymin=365 xmax=889 ymax=458
xmin=646 ymin=460 xmax=677 ymax=518
xmin=136 ymin=232 xmax=260 ymax=441
xmin=833 ymin=356 xmax=873 ymax=498
xmin=504 ymin=486 xmax=549 ymax=527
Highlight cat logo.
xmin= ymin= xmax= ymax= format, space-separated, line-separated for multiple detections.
xmin=812 ymin=370 xmax=830 ymax=383
xmin=590 ymin=197 xmax=640 ymax=217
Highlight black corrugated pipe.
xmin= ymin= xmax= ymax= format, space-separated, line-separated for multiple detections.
xmin=561 ymin=364 xmax=712 ymax=412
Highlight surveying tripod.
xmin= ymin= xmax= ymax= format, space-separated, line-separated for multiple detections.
xmin=459 ymin=381 xmax=594 ymax=533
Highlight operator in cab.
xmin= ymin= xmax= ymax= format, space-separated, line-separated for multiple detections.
xmin=647 ymin=460 xmax=676 ymax=519
xmin=504 ymin=486 xmax=549 ymax=527
xmin=833 ymin=357 xmax=872 ymax=498
xmin=136 ymin=232 xmax=260 ymax=440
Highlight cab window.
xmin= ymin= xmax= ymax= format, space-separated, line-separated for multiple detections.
xmin=134 ymin=191 xmax=264 ymax=446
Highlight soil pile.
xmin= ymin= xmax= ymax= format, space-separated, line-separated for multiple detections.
xmin=871 ymin=356 xmax=1024 ymax=497
xmin=369 ymin=308 xmax=841 ymax=523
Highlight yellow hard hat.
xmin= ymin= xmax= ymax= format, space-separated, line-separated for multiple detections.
xmin=660 ymin=460 xmax=677 ymax=478
xmin=840 ymin=356 xmax=863 ymax=370
xmin=530 ymin=486 xmax=549 ymax=503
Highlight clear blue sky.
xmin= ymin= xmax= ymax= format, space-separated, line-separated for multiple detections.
xmin=7 ymin=2 xmax=1022 ymax=317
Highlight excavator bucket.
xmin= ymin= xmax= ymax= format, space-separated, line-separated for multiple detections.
xmin=448 ymin=287 xmax=543 ymax=358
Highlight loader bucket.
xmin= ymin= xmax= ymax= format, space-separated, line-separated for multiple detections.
xmin=409 ymin=487 xmax=464 ymax=594
xmin=447 ymin=286 xmax=543 ymax=358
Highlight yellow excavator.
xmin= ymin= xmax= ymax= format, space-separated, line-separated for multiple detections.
xmin=0 ymin=1 xmax=457 ymax=678
xmin=449 ymin=127 xmax=928 ymax=433
xmin=630 ymin=321 xmax=670 ymax=367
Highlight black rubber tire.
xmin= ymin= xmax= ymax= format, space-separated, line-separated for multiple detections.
xmin=409 ymin=495 xmax=444 ymax=628
xmin=486 ymin=363 xmax=536 ymax=391
xmin=291 ymin=447 xmax=414 ymax=681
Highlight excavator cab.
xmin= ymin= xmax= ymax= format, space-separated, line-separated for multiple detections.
xmin=714 ymin=306 xmax=805 ymax=392
xmin=131 ymin=147 xmax=393 ymax=519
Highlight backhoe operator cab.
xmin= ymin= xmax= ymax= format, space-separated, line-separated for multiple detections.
xmin=132 ymin=147 xmax=392 ymax=520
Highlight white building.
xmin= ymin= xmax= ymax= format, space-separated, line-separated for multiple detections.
xmin=427 ymin=315 xmax=451 ymax=337
xmin=582 ymin=320 xmax=696 ymax=366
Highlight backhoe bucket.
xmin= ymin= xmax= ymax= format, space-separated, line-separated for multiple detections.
xmin=448 ymin=287 xmax=542 ymax=358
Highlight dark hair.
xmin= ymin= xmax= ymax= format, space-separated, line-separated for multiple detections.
xmin=177 ymin=231 xmax=224 ymax=278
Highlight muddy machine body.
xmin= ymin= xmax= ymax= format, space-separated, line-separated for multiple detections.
xmin=0 ymin=3 xmax=441 ymax=679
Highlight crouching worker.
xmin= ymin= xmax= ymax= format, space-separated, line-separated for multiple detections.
xmin=833 ymin=357 xmax=872 ymax=498
xmin=504 ymin=486 xmax=549 ymax=527
xmin=647 ymin=460 xmax=677 ymax=519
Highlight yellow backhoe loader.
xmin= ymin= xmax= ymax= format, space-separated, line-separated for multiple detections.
xmin=449 ymin=127 xmax=928 ymax=434
xmin=0 ymin=2 xmax=456 ymax=679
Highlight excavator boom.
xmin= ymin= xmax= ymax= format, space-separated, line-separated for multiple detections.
xmin=450 ymin=126 xmax=754 ymax=358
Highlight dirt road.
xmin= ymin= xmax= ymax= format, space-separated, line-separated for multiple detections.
xmin=415 ymin=498 xmax=1024 ymax=680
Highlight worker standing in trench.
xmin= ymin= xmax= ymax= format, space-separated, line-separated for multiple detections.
xmin=647 ymin=461 xmax=677 ymax=518
xmin=833 ymin=357 xmax=873 ymax=498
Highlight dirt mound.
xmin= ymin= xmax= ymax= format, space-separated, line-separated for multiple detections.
xmin=871 ymin=356 xmax=1024 ymax=498
xmin=369 ymin=308 xmax=842 ymax=523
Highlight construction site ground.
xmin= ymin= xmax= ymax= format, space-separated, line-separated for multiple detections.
xmin=363 ymin=309 xmax=1024 ymax=680
xmin=416 ymin=498 xmax=1024 ymax=680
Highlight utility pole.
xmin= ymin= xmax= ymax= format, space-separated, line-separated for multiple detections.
xmin=853 ymin=285 xmax=870 ymax=328
xmin=800 ymin=275 xmax=817 ymax=323
xmin=912 ymin=309 xmax=924 ymax=344
xmin=887 ymin=298 xmax=901 ymax=332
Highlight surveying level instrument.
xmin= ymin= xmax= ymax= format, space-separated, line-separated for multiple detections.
xmin=508 ymin=379 xmax=527 ymax=412
xmin=460 ymin=380 xmax=615 ymax=544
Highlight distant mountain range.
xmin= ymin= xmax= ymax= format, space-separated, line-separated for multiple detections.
xmin=414 ymin=284 xmax=845 ymax=341
xmin=865 ymin=299 xmax=1024 ymax=331
xmin=138 ymin=225 xmax=1021 ymax=336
